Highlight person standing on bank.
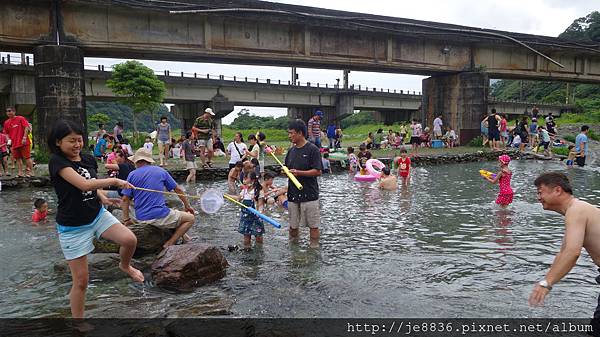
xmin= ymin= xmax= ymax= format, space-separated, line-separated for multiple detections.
xmin=192 ymin=107 xmax=216 ymax=169
xmin=3 ymin=107 xmax=34 ymax=177
xmin=226 ymin=132 xmax=248 ymax=170
xmin=47 ymin=120 xmax=143 ymax=318
xmin=285 ymin=119 xmax=323 ymax=248
xmin=575 ymin=125 xmax=589 ymax=167
xmin=484 ymin=109 xmax=502 ymax=151
xmin=307 ymin=110 xmax=323 ymax=148
xmin=156 ymin=116 xmax=172 ymax=167
xmin=528 ymin=172 xmax=600 ymax=333
xmin=433 ymin=115 xmax=443 ymax=140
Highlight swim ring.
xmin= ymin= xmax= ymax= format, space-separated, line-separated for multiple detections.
xmin=365 ymin=159 xmax=385 ymax=178
xmin=354 ymin=173 xmax=378 ymax=182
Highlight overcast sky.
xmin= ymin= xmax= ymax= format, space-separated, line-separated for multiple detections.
xmin=3 ymin=0 xmax=596 ymax=124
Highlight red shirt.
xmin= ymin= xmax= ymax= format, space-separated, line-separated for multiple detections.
xmin=0 ymin=133 xmax=8 ymax=153
xmin=32 ymin=209 xmax=48 ymax=222
xmin=3 ymin=116 xmax=30 ymax=150
xmin=396 ymin=156 xmax=411 ymax=177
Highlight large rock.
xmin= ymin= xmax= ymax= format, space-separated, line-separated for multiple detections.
xmin=54 ymin=253 xmax=145 ymax=280
xmin=151 ymin=243 xmax=228 ymax=291
xmin=94 ymin=223 xmax=174 ymax=256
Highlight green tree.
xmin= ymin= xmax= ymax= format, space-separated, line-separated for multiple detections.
xmin=106 ymin=60 xmax=166 ymax=135
xmin=88 ymin=112 xmax=111 ymax=127
xmin=559 ymin=11 xmax=600 ymax=42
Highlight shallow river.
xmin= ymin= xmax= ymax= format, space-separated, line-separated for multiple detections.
xmin=1 ymin=160 xmax=600 ymax=318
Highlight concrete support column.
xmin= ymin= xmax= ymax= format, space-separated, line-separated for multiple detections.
xmin=34 ymin=45 xmax=86 ymax=152
xmin=173 ymin=102 xmax=207 ymax=132
xmin=421 ymin=72 xmax=488 ymax=145
xmin=335 ymin=92 xmax=354 ymax=123
xmin=287 ymin=106 xmax=336 ymax=127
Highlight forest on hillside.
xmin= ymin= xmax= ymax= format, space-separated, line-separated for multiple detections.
xmin=490 ymin=11 xmax=600 ymax=121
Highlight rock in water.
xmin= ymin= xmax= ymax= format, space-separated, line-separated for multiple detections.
xmin=94 ymin=223 xmax=174 ymax=256
xmin=151 ymin=244 xmax=228 ymax=291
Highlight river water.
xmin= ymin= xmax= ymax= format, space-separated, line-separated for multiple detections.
xmin=1 ymin=160 xmax=599 ymax=318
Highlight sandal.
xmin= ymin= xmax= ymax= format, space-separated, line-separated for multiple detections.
xmin=206 ymin=162 xmax=214 ymax=168
xmin=201 ymin=164 xmax=209 ymax=169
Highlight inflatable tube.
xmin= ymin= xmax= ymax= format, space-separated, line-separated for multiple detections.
xmin=365 ymin=159 xmax=385 ymax=178
xmin=354 ymin=173 xmax=378 ymax=182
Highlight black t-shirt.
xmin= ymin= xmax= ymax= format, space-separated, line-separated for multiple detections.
xmin=284 ymin=141 xmax=322 ymax=202
xmin=357 ymin=151 xmax=372 ymax=168
xmin=116 ymin=162 xmax=135 ymax=195
xmin=49 ymin=153 xmax=102 ymax=227
xmin=488 ymin=115 xmax=499 ymax=132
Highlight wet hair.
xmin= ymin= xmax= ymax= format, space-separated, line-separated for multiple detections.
xmin=47 ymin=120 xmax=84 ymax=154
xmin=568 ymin=144 xmax=574 ymax=150
xmin=382 ymin=167 xmax=390 ymax=175
xmin=347 ymin=147 xmax=354 ymax=154
xmin=34 ymin=198 xmax=47 ymax=210
xmin=234 ymin=161 xmax=243 ymax=168
xmin=581 ymin=125 xmax=589 ymax=132
xmin=264 ymin=171 xmax=276 ymax=180
xmin=247 ymin=171 xmax=262 ymax=201
xmin=534 ymin=172 xmax=573 ymax=195
xmin=288 ymin=119 xmax=307 ymax=137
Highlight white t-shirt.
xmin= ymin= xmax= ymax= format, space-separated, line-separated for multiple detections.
xmin=411 ymin=123 xmax=423 ymax=137
xmin=144 ymin=142 xmax=153 ymax=152
xmin=433 ymin=117 xmax=443 ymax=131
xmin=227 ymin=141 xmax=248 ymax=164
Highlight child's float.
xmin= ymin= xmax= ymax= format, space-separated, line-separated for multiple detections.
xmin=328 ymin=151 xmax=347 ymax=161
xmin=354 ymin=159 xmax=386 ymax=182
xmin=366 ymin=159 xmax=385 ymax=178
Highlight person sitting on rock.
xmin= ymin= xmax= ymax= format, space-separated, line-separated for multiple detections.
xmin=121 ymin=148 xmax=196 ymax=250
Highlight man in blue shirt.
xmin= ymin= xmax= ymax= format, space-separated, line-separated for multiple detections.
xmin=94 ymin=134 xmax=109 ymax=160
xmin=575 ymin=125 xmax=589 ymax=167
xmin=121 ymin=148 xmax=196 ymax=249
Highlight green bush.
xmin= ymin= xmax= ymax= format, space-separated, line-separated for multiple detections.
xmin=588 ymin=129 xmax=600 ymax=141
xmin=33 ymin=149 xmax=50 ymax=164
xmin=468 ymin=136 xmax=484 ymax=147
xmin=563 ymin=134 xmax=576 ymax=143
xmin=552 ymin=147 xmax=569 ymax=156
xmin=221 ymin=127 xmax=289 ymax=142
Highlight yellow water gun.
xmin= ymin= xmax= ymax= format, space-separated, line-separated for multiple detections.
xmin=479 ymin=169 xmax=497 ymax=179
xmin=265 ymin=146 xmax=303 ymax=190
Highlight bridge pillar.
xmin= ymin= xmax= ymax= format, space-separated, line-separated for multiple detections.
xmin=422 ymin=72 xmax=488 ymax=145
xmin=287 ymin=107 xmax=336 ymax=126
xmin=173 ymin=96 xmax=233 ymax=138
xmin=34 ymin=45 xmax=86 ymax=152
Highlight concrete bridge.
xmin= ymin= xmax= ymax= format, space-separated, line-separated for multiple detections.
xmin=1 ymin=0 xmax=595 ymax=146
xmin=0 ymin=62 xmax=573 ymax=129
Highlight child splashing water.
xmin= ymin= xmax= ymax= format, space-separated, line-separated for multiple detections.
xmin=483 ymin=154 xmax=513 ymax=208
xmin=236 ymin=172 xmax=265 ymax=248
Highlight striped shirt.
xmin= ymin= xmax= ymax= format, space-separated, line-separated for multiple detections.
xmin=308 ymin=116 xmax=321 ymax=138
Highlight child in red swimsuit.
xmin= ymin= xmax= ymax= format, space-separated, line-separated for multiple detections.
xmin=483 ymin=154 xmax=513 ymax=208
xmin=394 ymin=147 xmax=411 ymax=183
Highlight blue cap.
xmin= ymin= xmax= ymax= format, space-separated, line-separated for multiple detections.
xmin=315 ymin=110 xmax=324 ymax=117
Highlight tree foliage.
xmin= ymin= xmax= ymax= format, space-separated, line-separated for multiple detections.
xmin=559 ymin=11 xmax=600 ymax=42
xmin=229 ymin=109 xmax=291 ymax=130
xmin=106 ymin=60 xmax=166 ymax=133
xmin=87 ymin=102 xmax=181 ymax=133
xmin=88 ymin=112 xmax=111 ymax=127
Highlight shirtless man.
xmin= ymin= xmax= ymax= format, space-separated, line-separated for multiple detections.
xmin=528 ymin=172 xmax=600 ymax=333
xmin=378 ymin=167 xmax=397 ymax=190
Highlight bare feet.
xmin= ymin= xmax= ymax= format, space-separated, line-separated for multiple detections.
xmin=119 ymin=263 xmax=144 ymax=283
xmin=72 ymin=321 xmax=95 ymax=333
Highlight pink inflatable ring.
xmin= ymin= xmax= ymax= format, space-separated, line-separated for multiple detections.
xmin=354 ymin=173 xmax=378 ymax=182
xmin=365 ymin=159 xmax=385 ymax=178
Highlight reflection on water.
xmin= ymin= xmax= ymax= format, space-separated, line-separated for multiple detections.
xmin=1 ymin=160 xmax=599 ymax=318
